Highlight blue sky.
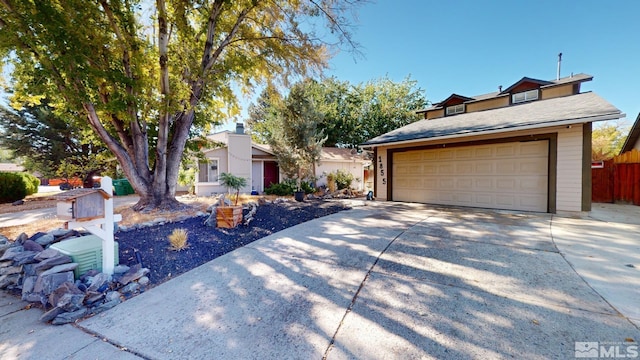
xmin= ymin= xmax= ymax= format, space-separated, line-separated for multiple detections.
xmin=318 ymin=0 xmax=639 ymax=128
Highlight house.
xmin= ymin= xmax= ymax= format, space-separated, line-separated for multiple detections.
xmin=0 ymin=163 xmax=25 ymax=172
xmin=195 ymin=123 xmax=371 ymax=196
xmin=618 ymin=113 xmax=640 ymax=161
xmin=362 ymin=73 xmax=623 ymax=213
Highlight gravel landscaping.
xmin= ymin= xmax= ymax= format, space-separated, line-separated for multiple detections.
xmin=116 ymin=200 xmax=351 ymax=287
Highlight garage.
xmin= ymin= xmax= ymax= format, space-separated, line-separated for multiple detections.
xmin=391 ymin=140 xmax=549 ymax=212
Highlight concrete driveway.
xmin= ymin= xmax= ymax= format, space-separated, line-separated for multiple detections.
xmin=1 ymin=202 xmax=639 ymax=359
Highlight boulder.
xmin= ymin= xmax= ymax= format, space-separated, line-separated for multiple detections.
xmin=21 ymin=276 xmax=38 ymax=301
xmin=113 ymin=265 xmax=130 ymax=275
xmin=34 ymin=248 xmax=62 ymax=262
xmin=34 ymin=234 xmax=55 ymax=247
xmin=0 ymin=246 xmax=24 ymax=261
xmin=0 ymin=274 xmax=20 ymax=289
xmin=22 ymin=240 xmax=44 ymax=253
xmin=90 ymin=298 xmax=120 ymax=315
xmin=34 ymin=254 xmax=73 ymax=273
xmin=57 ymin=293 xmax=86 ymax=312
xmin=87 ymin=273 xmax=110 ymax=292
xmin=40 ymin=306 xmax=65 ymax=323
xmin=13 ymin=251 xmax=39 ymax=265
xmin=118 ymin=264 xmax=149 ymax=285
xmin=15 ymin=233 xmax=28 ymax=244
xmin=0 ymin=265 xmax=23 ymax=275
xmin=39 ymin=263 xmax=79 ymax=277
xmin=34 ymin=271 xmax=75 ymax=299
xmin=52 ymin=307 xmax=87 ymax=325
xmin=49 ymin=281 xmax=83 ymax=308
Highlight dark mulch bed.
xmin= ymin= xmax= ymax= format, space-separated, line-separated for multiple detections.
xmin=116 ymin=200 xmax=350 ymax=287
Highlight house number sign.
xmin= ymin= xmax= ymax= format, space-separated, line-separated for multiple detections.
xmin=378 ymin=156 xmax=386 ymax=185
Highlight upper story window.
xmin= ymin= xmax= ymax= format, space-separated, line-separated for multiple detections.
xmin=445 ymin=104 xmax=465 ymax=116
xmin=198 ymin=158 xmax=219 ymax=183
xmin=512 ymin=89 xmax=539 ymax=104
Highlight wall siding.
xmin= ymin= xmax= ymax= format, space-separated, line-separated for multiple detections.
xmin=316 ymin=161 xmax=365 ymax=191
xmin=556 ymin=125 xmax=584 ymax=211
xmin=541 ymin=84 xmax=574 ymax=99
xmin=375 ymin=148 xmax=388 ymax=200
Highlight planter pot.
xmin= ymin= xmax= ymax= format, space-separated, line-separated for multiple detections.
xmin=216 ymin=206 xmax=243 ymax=228
xmin=294 ymin=191 xmax=305 ymax=202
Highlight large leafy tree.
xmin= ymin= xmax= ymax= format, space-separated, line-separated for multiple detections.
xmin=0 ymin=103 xmax=110 ymax=179
xmin=0 ymin=0 xmax=362 ymax=210
xmin=248 ymin=76 xmax=427 ymax=147
xmin=592 ymin=121 xmax=630 ymax=161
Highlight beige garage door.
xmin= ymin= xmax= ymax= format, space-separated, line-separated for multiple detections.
xmin=392 ymin=141 xmax=549 ymax=212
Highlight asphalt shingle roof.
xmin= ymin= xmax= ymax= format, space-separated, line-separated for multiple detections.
xmin=363 ymin=92 xmax=621 ymax=147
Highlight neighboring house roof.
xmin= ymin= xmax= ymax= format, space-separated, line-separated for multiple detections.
xmin=417 ymin=73 xmax=593 ymax=113
xmin=321 ymin=147 xmax=366 ymax=162
xmin=363 ymin=92 xmax=621 ymax=147
xmin=620 ymin=113 xmax=640 ymax=154
xmin=0 ymin=163 xmax=25 ymax=172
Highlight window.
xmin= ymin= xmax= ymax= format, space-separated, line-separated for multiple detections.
xmin=445 ymin=104 xmax=465 ymax=115
xmin=512 ymin=89 xmax=539 ymax=104
xmin=198 ymin=158 xmax=219 ymax=183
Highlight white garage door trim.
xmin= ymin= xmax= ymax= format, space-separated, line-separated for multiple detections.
xmin=392 ymin=140 xmax=549 ymax=212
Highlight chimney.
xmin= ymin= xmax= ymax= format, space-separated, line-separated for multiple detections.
xmin=557 ymin=52 xmax=562 ymax=80
xmin=235 ymin=122 xmax=245 ymax=134
xmin=498 ymin=85 xmax=502 ymax=92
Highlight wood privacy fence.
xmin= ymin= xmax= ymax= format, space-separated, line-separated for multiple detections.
xmin=592 ymin=150 xmax=640 ymax=205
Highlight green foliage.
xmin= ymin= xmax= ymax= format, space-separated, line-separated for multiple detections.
xmin=0 ymin=103 xmax=110 ymax=178
xmin=267 ymin=83 xmax=327 ymax=191
xmin=247 ymin=76 xmax=427 ymax=148
xmin=265 ymin=179 xmax=315 ymax=196
xmin=0 ymin=172 xmax=38 ymax=203
xmin=333 ymin=169 xmax=354 ymax=190
xmin=592 ymin=121 xmax=630 ymax=160
xmin=219 ymin=172 xmax=247 ymax=205
xmin=0 ymin=0 xmax=363 ymax=210
xmin=177 ymin=167 xmax=196 ymax=195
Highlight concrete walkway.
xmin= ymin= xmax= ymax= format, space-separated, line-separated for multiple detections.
xmin=1 ymin=202 xmax=639 ymax=359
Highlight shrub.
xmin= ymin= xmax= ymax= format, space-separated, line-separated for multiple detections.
xmin=168 ymin=228 xmax=189 ymax=251
xmin=265 ymin=179 xmax=316 ymax=196
xmin=330 ymin=169 xmax=354 ymax=190
xmin=0 ymin=171 xmax=38 ymax=203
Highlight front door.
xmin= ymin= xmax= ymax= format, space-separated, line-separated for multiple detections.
xmin=264 ymin=161 xmax=279 ymax=190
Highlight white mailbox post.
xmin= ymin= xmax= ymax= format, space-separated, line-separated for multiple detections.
xmin=58 ymin=176 xmax=122 ymax=275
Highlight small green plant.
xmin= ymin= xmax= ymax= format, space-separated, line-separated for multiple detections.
xmin=219 ymin=172 xmax=247 ymax=205
xmin=326 ymin=172 xmax=337 ymax=193
xmin=265 ymin=179 xmax=315 ymax=196
xmin=168 ymin=228 xmax=189 ymax=251
xmin=177 ymin=167 xmax=196 ymax=195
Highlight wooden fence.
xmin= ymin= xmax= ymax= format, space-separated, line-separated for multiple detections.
xmin=592 ymin=151 xmax=640 ymax=205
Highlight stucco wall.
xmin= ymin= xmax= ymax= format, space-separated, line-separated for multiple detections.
xmin=316 ymin=160 xmax=366 ymax=191
xmin=227 ymin=133 xmax=252 ymax=193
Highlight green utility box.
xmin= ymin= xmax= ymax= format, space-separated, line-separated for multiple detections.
xmin=50 ymin=235 xmax=119 ymax=278
xmin=113 ymin=179 xmax=134 ymax=196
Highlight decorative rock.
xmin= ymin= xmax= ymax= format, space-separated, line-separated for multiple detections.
xmin=206 ymin=204 xmax=217 ymax=213
xmin=49 ymin=281 xmax=83 ymax=308
xmin=0 ymin=234 xmax=9 ymax=244
xmin=0 ymin=242 xmax=11 ymax=255
xmin=113 ymin=264 xmax=130 ymax=274
xmin=84 ymin=291 xmax=105 ymax=305
xmin=195 ymin=211 xmax=207 ymax=217
xmin=105 ymin=291 xmax=121 ymax=302
xmin=13 ymin=251 xmax=39 ymax=265
xmin=34 ymin=248 xmax=62 ymax=262
xmin=34 ymin=272 xmax=75 ymax=298
xmin=120 ymin=282 xmax=140 ymax=294
xmin=22 ymin=264 xmax=37 ymax=276
xmin=90 ymin=298 xmax=120 ymax=315
xmin=117 ymin=225 xmax=128 ymax=232
xmin=137 ymin=276 xmax=150 ymax=286
xmin=0 ymin=274 xmax=19 ymax=289
xmin=34 ymin=255 xmax=73 ymax=273
xmin=28 ymin=232 xmax=47 ymax=242
xmin=12 ymin=199 xmax=25 ymax=206
xmin=204 ymin=211 xmax=216 ymax=227
xmin=40 ymin=306 xmax=64 ymax=323
xmin=87 ymin=273 xmax=110 ymax=292
xmin=52 ymin=307 xmax=87 ymax=325
xmin=118 ymin=264 xmax=149 ymax=285
xmin=15 ymin=233 xmax=29 ymax=244
xmin=49 ymin=228 xmax=71 ymax=237
xmin=57 ymin=293 xmax=85 ymax=312
xmin=0 ymin=265 xmax=23 ymax=275
xmin=174 ymin=215 xmax=189 ymax=222
xmin=257 ymin=197 xmax=268 ymax=205
xmin=23 ymin=240 xmax=44 ymax=252
xmin=153 ymin=217 xmax=167 ymax=225
xmin=34 ymin=234 xmax=55 ymax=247
xmin=0 ymin=246 xmax=24 ymax=261
xmin=40 ymin=263 xmax=79 ymax=276
xmin=21 ymin=276 xmax=38 ymax=301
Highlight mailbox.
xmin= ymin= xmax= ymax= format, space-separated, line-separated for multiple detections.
xmin=54 ymin=188 xmax=111 ymax=221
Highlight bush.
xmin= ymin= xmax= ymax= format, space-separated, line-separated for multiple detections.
xmin=0 ymin=171 xmax=39 ymax=203
xmin=333 ymin=169 xmax=354 ymax=190
xmin=168 ymin=228 xmax=189 ymax=251
xmin=265 ymin=179 xmax=316 ymax=196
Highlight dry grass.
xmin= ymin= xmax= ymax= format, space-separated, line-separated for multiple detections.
xmin=168 ymin=228 xmax=189 ymax=251
xmin=0 ymin=193 xmax=285 ymax=240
